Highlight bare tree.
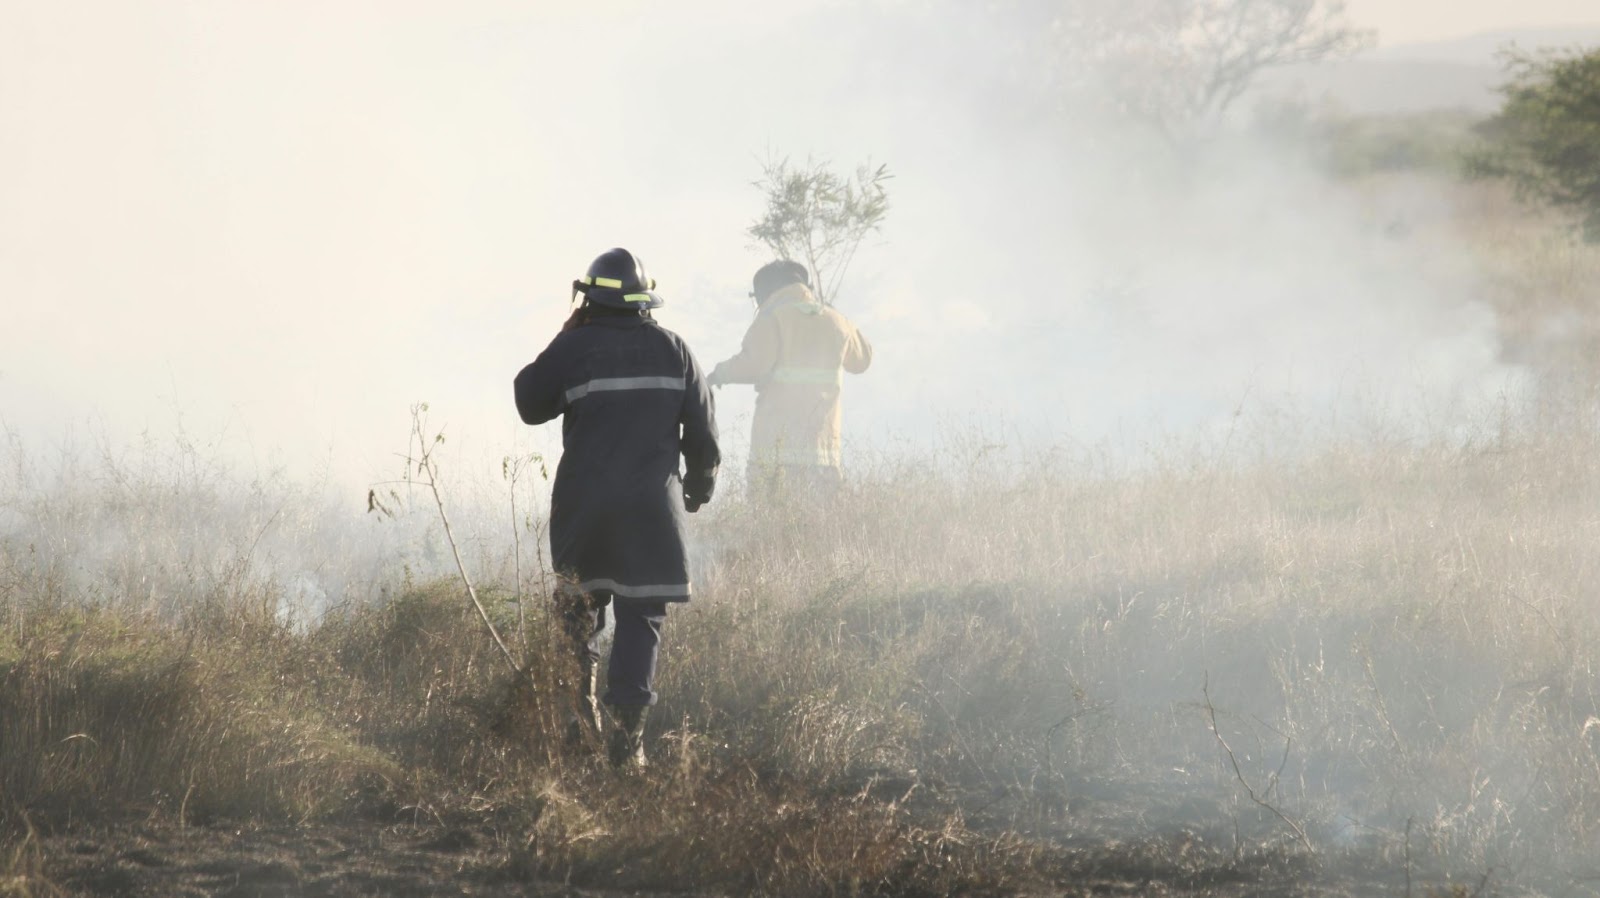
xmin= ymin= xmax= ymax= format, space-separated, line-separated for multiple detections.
xmin=747 ymin=156 xmax=892 ymax=307
xmin=1002 ymin=0 xmax=1374 ymax=142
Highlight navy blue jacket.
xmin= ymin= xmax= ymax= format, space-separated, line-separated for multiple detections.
xmin=514 ymin=314 xmax=719 ymax=602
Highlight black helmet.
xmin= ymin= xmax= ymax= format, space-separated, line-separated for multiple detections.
xmin=752 ymin=259 xmax=809 ymax=304
xmin=572 ymin=247 xmax=664 ymax=310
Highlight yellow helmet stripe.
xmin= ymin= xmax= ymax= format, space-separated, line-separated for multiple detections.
xmin=585 ymin=276 xmax=625 ymax=289
xmin=623 ymin=293 xmax=654 ymax=303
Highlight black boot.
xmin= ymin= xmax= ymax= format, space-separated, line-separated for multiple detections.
xmin=564 ymin=661 xmax=603 ymax=749
xmin=608 ymin=704 xmax=649 ymax=769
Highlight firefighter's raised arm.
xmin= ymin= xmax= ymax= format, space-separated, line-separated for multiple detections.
xmin=708 ymin=309 xmax=779 ymax=387
xmin=513 ymin=337 xmax=569 ymax=426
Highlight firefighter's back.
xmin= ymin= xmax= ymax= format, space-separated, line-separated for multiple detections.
xmin=551 ymin=316 xmax=692 ymax=495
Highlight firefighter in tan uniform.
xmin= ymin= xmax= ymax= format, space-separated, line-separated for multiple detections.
xmin=707 ymin=260 xmax=872 ymax=497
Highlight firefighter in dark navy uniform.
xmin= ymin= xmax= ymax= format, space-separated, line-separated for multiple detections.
xmin=514 ymin=247 xmax=720 ymax=768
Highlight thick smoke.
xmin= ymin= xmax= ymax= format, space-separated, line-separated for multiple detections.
xmin=0 ymin=1 xmax=1527 ymax=482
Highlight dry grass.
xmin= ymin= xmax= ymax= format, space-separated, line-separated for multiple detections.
xmin=4 ymin=416 xmax=1600 ymax=894
xmin=0 ymin=605 xmax=398 ymax=829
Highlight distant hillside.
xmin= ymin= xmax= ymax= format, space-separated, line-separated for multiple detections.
xmin=1254 ymin=25 xmax=1600 ymax=115
xmin=1369 ymin=26 xmax=1600 ymax=64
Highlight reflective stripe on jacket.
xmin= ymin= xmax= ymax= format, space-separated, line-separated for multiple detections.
xmin=710 ymin=283 xmax=872 ymax=468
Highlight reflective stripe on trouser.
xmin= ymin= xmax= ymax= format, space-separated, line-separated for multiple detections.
xmin=560 ymin=588 xmax=667 ymax=707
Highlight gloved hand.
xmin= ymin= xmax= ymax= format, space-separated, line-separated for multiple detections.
xmin=684 ymin=470 xmax=714 ymax=513
xmin=706 ymin=366 xmax=725 ymax=388
xmin=684 ymin=470 xmax=716 ymax=512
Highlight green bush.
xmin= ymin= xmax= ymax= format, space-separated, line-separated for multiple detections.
xmin=1471 ymin=47 xmax=1600 ymax=240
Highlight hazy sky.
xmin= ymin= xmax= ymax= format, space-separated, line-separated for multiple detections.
xmin=1347 ymin=0 xmax=1600 ymax=44
xmin=0 ymin=1 xmax=1567 ymax=491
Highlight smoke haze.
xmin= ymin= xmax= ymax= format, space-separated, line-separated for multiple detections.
xmin=10 ymin=7 xmax=1600 ymax=891
xmin=0 ymin=0 xmax=1535 ymax=486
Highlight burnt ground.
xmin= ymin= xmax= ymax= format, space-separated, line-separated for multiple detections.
xmin=24 ymin=810 xmax=1413 ymax=898
xmin=34 ymin=818 xmax=608 ymax=898
xmin=19 ymin=768 xmax=1425 ymax=898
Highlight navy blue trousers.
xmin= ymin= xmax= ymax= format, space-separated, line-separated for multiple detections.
xmin=561 ymin=590 xmax=666 ymax=707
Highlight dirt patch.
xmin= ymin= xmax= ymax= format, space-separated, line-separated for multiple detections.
xmin=23 ymin=812 xmax=1396 ymax=898
xmin=35 ymin=819 xmax=599 ymax=898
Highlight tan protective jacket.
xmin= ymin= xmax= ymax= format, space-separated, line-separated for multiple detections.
xmin=710 ymin=283 xmax=872 ymax=469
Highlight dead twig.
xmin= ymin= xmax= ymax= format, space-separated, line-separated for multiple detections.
xmin=409 ymin=404 xmax=523 ymax=679
xmin=1202 ymin=672 xmax=1313 ymax=854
